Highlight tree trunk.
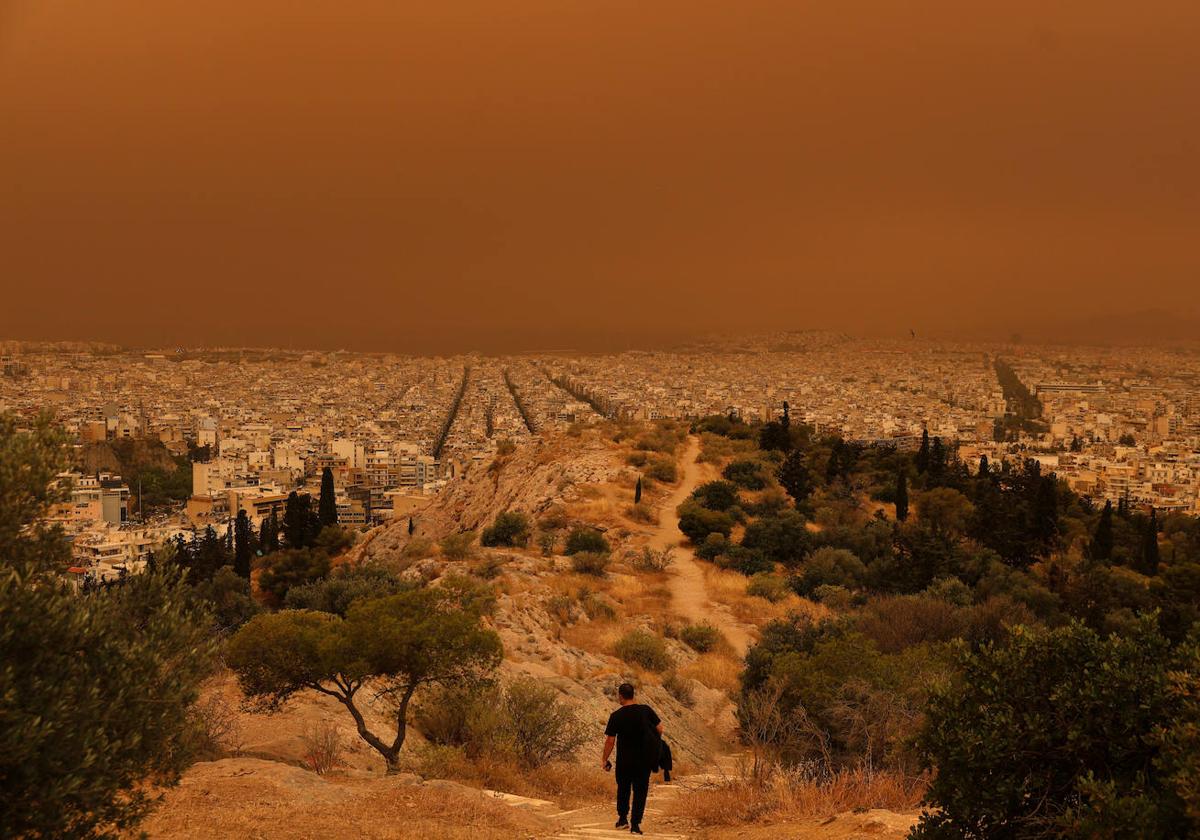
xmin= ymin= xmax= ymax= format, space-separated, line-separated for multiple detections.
xmin=335 ymin=693 xmax=399 ymax=772
xmin=389 ymin=683 xmax=418 ymax=761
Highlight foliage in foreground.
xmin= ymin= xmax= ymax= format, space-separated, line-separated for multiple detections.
xmin=0 ymin=414 xmax=215 ymax=840
xmin=912 ymin=619 xmax=1200 ymax=839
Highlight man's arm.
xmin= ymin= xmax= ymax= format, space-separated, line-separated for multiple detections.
xmin=601 ymin=735 xmax=616 ymax=769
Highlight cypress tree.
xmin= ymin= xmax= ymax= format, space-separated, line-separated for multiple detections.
xmin=1141 ymin=508 xmax=1160 ymax=575
xmin=1033 ymin=475 xmax=1059 ymax=553
xmin=261 ymin=509 xmax=280 ymax=553
xmin=283 ymin=491 xmax=315 ymax=549
xmin=781 ymin=401 xmax=790 ymax=431
xmin=895 ymin=470 xmax=909 ymax=522
xmin=778 ymin=449 xmax=812 ymax=506
xmin=233 ymin=509 xmax=253 ymax=579
xmin=1090 ymin=500 xmax=1114 ymax=562
xmin=318 ymin=467 xmax=338 ymax=528
xmin=978 ymin=454 xmax=990 ymax=478
xmin=916 ymin=429 xmax=930 ymax=474
xmin=408 ymin=516 xmax=415 ymax=536
xmin=929 ymin=436 xmax=947 ymax=481
xmin=634 ymin=476 xmax=642 ymax=504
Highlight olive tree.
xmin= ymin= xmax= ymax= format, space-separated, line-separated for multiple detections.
xmin=227 ymin=586 xmax=502 ymax=771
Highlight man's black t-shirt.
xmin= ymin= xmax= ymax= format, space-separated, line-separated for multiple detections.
xmin=604 ymin=703 xmax=661 ymax=773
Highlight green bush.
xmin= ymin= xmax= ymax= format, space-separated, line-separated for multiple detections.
xmin=912 ymin=619 xmax=1198 ymax=839
xmin=570 ymin=551 xmax=612 ymax=576
xmin=791 ymin=547 xmax=866 ymax=595
xmin=564 ymin=527 xmax=610 ymax=555
xmin=690 ymin=480 xmax=741 ymax=512
xmin=480 ymin=511 xmax=531 ymax=548
xmin=614 ymin=629 xmax=672 ymax=671
xmin=746 ymin=572 xmax=790 ymax=603
xmin=677 ymin=501 xmax=735 ymax=545
xmin=680 ymin=622 xmax=724 ymax=653
xmin=257 ymin=548 xmax=332 ymax=604
xmin=740 ymin=511 xmax=811 ymax=564
xmin=284 ymin=565 xmax=410 ymax=616
xmin=644 ymin=456 xmax=677 ymax=483
xmin=722 ymin=459 xmax=770 ymax=490
xmin=439 ymin=531 xmax=477 ymax=560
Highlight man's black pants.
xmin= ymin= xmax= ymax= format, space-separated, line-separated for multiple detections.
xmin=616 ymin=766 xmax=651 ymax=827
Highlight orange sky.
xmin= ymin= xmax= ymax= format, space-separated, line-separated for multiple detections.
xmin=1 ymin=1 xmax=1198 ymax=351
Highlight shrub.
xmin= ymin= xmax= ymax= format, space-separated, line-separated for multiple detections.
xmin=284 ymin=565 xmax=410 ymax=616
xmin=401 ymin=536 xmax=435 ymax=561
xmin=722 ymin=459 xmax=770 ymax=490
xmin=578 ymin=587 xmax=617 ymax=621
xmin=632 ymin=546 xmax=674 ymax=572
xmin=663 ymin=671 xmax=695 ymax=707
xmin=502 ymin=678 xmax=591 ymax=768
xmin=496 ymin=438 xmax=517 ymax=456
xmin=810 ymin=584 xmax=852 ymax=609
xmin=717 ymin=545 xmax=774 ymax=576
xmin=300 ymin=721 xmax=346 ymax=775
xmin=614 ymin=629 xmax=672 ymax=671
xmin=193 ymin=565 xmax=261 ymax=631
xmin=791 ymin=547 xmax=866 ymax=596
xmin=565 ymin=527 xmax=610 ymax=556
xmin=696 ymin=532 xmax=730 ymax=561
xmin=746 ymin=572 xmax=790 ymax=603
xmin=741 ymin=512 xmax=811 ymax=565
xmin=690 ymin=480 xmax=742 ymax=512
xmin=624 ymin=503 xmax=658 ymax=525
xmin=538 ymin=505 xmax=570 ymax=531
xmin=257 ymin=548 xmax=332 ymax=604
xmin=415 ymin=678 xmax=589 ymax=769
xmin=537 ymin=531 xmax=557 ymax=557
xmin=570 ymin=551 xmax=611 ymax=577
xmin=440 ymin=531 xmax=477 ymax=560
xmin=680 ymin=622 xmax=724 ymax=653
xmin=481 ymin=512 xmax=531 ymax=548
xmin=912 ymin=619 xmax=1197 ymax=839
xmin=677 ymin=501 xmax=735 ymax=545
xmin=472 ymin=555 xmax=508 ymax=580
xmin=923 ymin=576 xmax=973 ymax=607
xmin=644 ymin=456 xmax=678 ymax=483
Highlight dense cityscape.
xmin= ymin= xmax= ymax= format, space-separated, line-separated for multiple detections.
xmin=4 ymin=333 xmax=1198 ymax=584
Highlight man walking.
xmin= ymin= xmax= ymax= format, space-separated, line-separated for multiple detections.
xmin=602 ymin=683 xmax=663 ymax=835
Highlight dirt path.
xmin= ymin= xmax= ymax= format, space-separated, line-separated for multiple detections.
xmin=648 ymin=436 xmax=753 ymax=656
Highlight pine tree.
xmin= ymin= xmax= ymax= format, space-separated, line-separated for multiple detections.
xmin=1090 ymin=500 xmax=1114 ymax=562
xmin=916 ymin=429 xmax=930 ymax=474
xmin=233 ymin=508 xmax=253 ymax=579
xmin=634 ymin=476 xmax=642 ymax=504
xmin=895 ymin=470 xmax=909 ymax=522
xmin=1141 ymin=508 xmax=1160 ymax=575
xmin=318 ymin=467 xmax=338 ymax=529
xmin=778 ymin=449 xmax=812 ymax=506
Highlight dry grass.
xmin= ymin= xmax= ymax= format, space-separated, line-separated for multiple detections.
xmin=679 ymin=652 xmax=742 ymax=695
xmin=137 ymin=759 xmax=553 ymax=840
xmin=702 ymin=566 xmax=832 ymax=627
xmin=666 ymin=767 xmax=926 ymax=827
xmin=414 ymin=747 xmax=611 ymax=809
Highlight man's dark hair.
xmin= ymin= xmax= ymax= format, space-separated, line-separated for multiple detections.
xmin=618 ymin=682 xmax=635 ymax=700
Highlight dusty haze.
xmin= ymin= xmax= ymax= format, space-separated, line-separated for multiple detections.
xmin=1 ymin=0 xmax=1198 ymax=352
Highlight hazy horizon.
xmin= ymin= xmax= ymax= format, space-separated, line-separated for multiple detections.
xmin=3 ymin=1 xmax=1199 ymax=353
